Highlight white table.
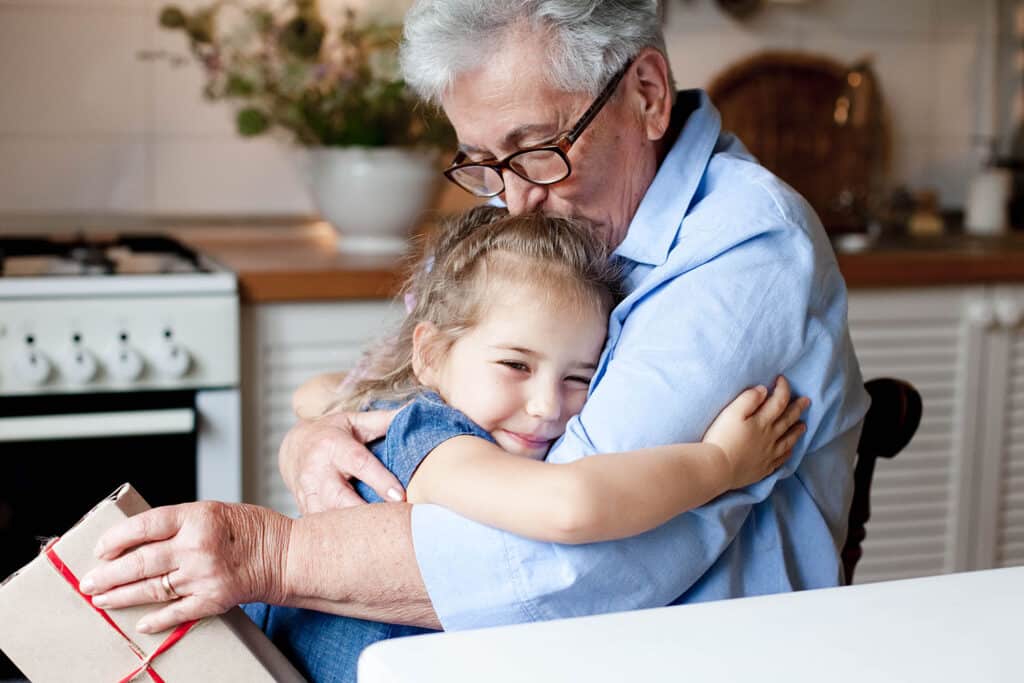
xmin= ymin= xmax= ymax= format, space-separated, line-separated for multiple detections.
xmin=358 ymin=567 xmax=1024 ymax=682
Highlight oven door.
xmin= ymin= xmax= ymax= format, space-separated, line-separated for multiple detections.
xmin=0 ymin=391 xmax=210 ymax=578
xmin=0 ymin=389 xmax=242 ymax=678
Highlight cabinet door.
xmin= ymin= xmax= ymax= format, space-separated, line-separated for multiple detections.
xmin=973 ymin=285 xmax=1024 ymax=569
xmin=847 ymin=287 xmax=985 ymax=583
xmin=241 ymin=301 xmax=404 ymax=515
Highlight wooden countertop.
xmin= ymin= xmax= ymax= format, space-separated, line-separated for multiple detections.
xmin=835 ymin=234 xmax=1024 ymax=288
xmin=175 ymin=223 xmax=1024 ymax=303
xmin=174 ymin=222 xmax=411 ymax=302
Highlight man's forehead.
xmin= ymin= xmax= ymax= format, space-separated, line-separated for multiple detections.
xmin=444 ymin=82 xmax=584 ymax=155
xmin=440 ymin=40 xmax=585 ymax=150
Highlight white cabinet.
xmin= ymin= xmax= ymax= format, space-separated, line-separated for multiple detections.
xmin=848 ymin=285 xmax=1024 ymax=583
xmin=241 ymin=301 xmax=404 ymax=516
xmin=970 ymin=285 xmax=1024 ymax=570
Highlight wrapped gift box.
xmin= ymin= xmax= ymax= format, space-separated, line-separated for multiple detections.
xmin=0 ymin=483 xmax=305 ymax=682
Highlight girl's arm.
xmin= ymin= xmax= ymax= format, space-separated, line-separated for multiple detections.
xmin=406 ymin=377 xmax=809 ymax=544
xmin=292 ymin=372 xmax=349 ymax=419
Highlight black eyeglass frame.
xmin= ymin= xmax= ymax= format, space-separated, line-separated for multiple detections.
xmin=443 ymin=58 xmax=636 ymax=197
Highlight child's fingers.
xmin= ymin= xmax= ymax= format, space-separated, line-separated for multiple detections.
xmin=775 ymin=421 xmax=807 ymax=456
xmin=767 ymin=422 xmax=807 ymax=474
xmin=768 ymin=451 xmax=791 ymax=474
xmin=728 ymin=384 xmax=769 ymax=419
xmin=775 ymin=396 xmax=811 ymax=435
xmin=757 ymin=376 xmax=791 ymax=422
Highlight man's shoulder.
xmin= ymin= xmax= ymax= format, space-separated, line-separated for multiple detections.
xmin=661 ymin=150 xmax=834 ymax=284
xmin=618 ymin=151 xmax=843 ymax=342
xmin=699 ymin=150 xmax=816 ymax=233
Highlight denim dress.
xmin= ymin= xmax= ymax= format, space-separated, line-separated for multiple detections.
xmin=243 ymin=391 xmax=494 ymax=683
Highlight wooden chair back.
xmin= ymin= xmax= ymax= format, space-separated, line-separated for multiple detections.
xmin=842 ymin=378 xmax=923 ymax=584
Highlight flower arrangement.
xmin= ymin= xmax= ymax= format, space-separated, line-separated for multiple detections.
xmin=153 ymin=1 xmax=453 ymax=148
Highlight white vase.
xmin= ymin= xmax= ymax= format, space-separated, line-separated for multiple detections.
xmin=302 ymin=147 xmax=441 ymax=254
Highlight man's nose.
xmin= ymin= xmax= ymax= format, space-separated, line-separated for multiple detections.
xmin=526 ymin=382 xmax=562 ymax=421
xmin=502 ymin=171 xmax=547 ymax=215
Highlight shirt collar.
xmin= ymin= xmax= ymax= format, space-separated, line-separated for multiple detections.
xmin=613 ymin=90 xmax=722 ymax=267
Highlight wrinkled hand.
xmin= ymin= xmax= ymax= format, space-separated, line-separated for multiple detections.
xmin=703 ymin=376 xmax=810 ymax=489
xmin=278 ymin=409 xmax=402 ymax=514
xmin=79 ymin=502 xmax=292 ymax=634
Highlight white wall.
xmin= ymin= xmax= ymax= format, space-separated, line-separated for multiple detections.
xmin=0 ymin=0 xmax=1007 ymax=216
xmin=663 ymin=0 xmax=1005 ymax=210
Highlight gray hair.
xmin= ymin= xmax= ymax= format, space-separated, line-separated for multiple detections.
xmin=400 ymin=0 xmax=669 ymax=105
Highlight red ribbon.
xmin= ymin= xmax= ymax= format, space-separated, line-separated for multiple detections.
xmin=44 ymin=540 xmax=198 ymax=683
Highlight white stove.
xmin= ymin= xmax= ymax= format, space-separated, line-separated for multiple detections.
xmin=0 ymin=235 xmax=238 ymax=395
xmin=0 ymin=234 xmax=243 ymax=679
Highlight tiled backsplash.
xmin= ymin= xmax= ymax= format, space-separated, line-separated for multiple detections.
xmin=0 ymin=0 xmax=1007 ymax=215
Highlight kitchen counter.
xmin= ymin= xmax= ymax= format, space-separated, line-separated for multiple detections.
xmin=833 ymin=232 xmax=1024 ymax=289
xmin=177 ymin=223 xmax=1024 ymax=302
xmin=173 ymin=222 xmax=411 ymax=303
xmin=6 ymin=215 xmax=1015 ymax=302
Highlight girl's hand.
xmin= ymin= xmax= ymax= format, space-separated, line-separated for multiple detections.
xmin=702 ymin=376 xmax=810 ymax=489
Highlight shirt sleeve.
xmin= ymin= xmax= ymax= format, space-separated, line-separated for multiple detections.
xmin=384 ymin=394 xmax=494 ymax=487
xmin=412 ymin=221 xmax=864 ymax=630
xmin=356 ymin=395 xmax=494 ymax=503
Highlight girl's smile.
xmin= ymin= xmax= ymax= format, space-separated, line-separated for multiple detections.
xmin=498 ymin=429 xmax=557 ymax=451
xmin=415 ymin=281 xmax=609 ymax=459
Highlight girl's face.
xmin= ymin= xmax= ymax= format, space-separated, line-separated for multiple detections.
xmin=416 ymin=283 xmax=608 ymax=459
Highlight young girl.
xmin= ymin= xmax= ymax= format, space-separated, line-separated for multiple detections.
xmin=298 ymin=205 xmax=808 ymax=543
xmin=244 ymin=207 xmax=808 ymax=683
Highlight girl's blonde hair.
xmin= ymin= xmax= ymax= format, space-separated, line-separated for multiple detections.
xmin=345 ymin=206 xmax=624 ymax=410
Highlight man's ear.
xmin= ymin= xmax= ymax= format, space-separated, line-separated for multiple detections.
xmin=629 ymin=47 xmax=673 ymax=142
xmin=412 ymin=321 xmax=441 ymax=388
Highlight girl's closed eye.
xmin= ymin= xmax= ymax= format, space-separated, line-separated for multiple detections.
xmin=566 ymin=374 xmax=592 ymax=386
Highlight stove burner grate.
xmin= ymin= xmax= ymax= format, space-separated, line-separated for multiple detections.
xmin=0 ymin=234 xmax=206 ymax=278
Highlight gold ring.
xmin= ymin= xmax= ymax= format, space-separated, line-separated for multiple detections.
xmin=161 ymin=573 xmax=180 ymax=600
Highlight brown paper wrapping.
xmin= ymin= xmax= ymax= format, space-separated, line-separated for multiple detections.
xmin=0 ymin=484 xmax=305 ymax=682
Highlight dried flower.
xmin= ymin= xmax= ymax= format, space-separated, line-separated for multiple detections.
xmin=152 ymin=2 xmax=454 ymax=149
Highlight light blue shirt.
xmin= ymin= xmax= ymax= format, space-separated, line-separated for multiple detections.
xmin=412 ymin=90 xmax=870 ymax=631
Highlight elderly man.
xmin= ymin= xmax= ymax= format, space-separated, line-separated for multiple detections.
xmin=80 ymin=0 xmax=868 ymax=679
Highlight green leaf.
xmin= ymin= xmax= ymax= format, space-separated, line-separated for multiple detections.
xmin=186 ymin=9 xmax=215 ymax=44
xmin=225 ymin=73 xmax=255 ymax=97
xmin=158 ymin=6 xmax=187 ymax=30
xmin=236 ymin=107 xmax=270 ymax=136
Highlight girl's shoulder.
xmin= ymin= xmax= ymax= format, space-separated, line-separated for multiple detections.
xmin=357 ymin=389 xmax=496 ymax=500
xmin=380 ymin=390 xmax=494 ymax=455
xmin=366 ymin=389 xmax=445 ymax=413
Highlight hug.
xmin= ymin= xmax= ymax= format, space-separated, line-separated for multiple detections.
xmin=78 ymin=1 xmax=868 ymax=681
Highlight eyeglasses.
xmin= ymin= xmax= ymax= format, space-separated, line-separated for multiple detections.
xmin=443 ymin=58 xmax=635 ymax=198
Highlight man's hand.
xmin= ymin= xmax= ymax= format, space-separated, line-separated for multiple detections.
xmin=278 ymin=409 xmax=404 ymax=514
xmin=79 ymin=502 xmax=291 ymax=634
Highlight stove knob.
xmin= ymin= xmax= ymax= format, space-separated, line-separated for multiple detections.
xmin=14 ymin=348 xmax=53 ymax=386
xmin=64 ymin=348 xmax=99 ymax=384
xmin=108 ymin=345 xmax=145 ymax=382
xmin=152 ymin=341 xmax=191 ymax=378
